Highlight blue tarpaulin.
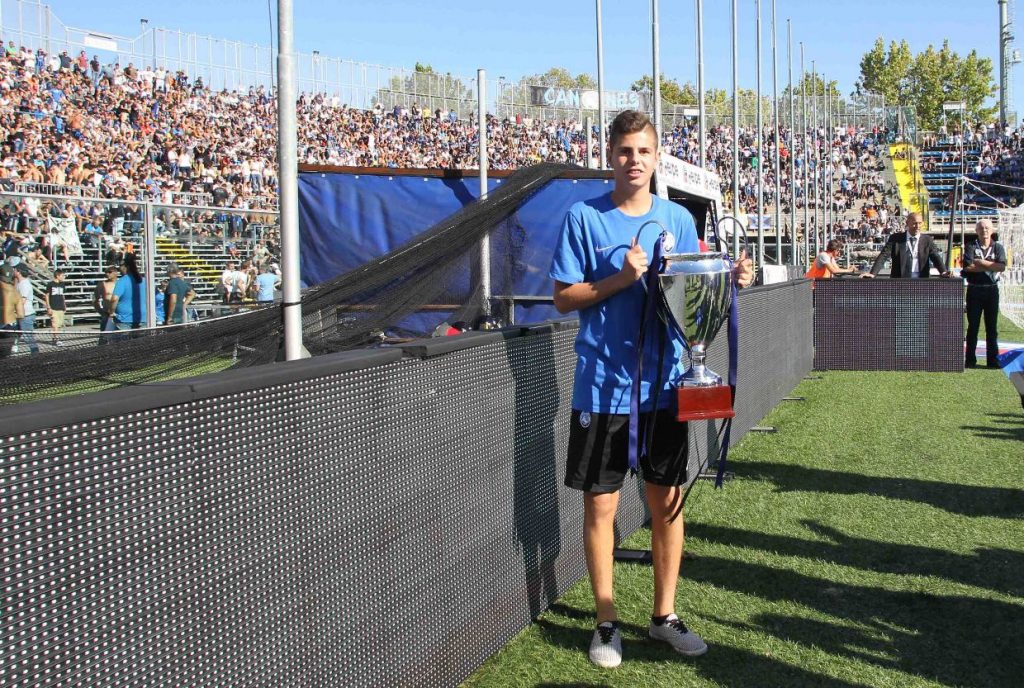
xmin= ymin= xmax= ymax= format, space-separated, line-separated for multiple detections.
xmin=297 ymin=171 xmax=612 ymax=325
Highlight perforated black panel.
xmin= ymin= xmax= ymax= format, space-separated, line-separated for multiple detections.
xmin=813 ymin=279 xmax=964 ymax=372
xmin=0 ymin=281 xmax=813 ymax=688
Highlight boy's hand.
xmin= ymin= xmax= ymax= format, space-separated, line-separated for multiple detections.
xmin=621 ymin=237 xmax=649 ymax=282
xmin=733 ymin=249 xmax=754 ymax=288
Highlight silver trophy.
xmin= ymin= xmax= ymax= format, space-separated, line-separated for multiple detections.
xmin=658 ymin=252 xmax=734 ymax=396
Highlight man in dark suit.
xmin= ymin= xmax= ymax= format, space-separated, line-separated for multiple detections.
xmin=863 ymin=212 xmax=950 ymax=278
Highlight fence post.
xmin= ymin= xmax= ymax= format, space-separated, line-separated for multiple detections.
xmin=144 ymin=201 xmax=157 ymax=328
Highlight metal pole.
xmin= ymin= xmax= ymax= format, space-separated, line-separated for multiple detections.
xmin=772 ymin=0 xmax=781 ymax=264
xmin=731 ymin=0 xmax=741 ymax=257
xmin=652 ymin=0 xmax=662 ymax=143
xmin=596 ymin=0 xmax=607 ymax=168
xmin=478 ymin=69 xmax=491 ymax=315
xmin=801 ymin=44 xmax=808 ymax=265
xmin=586 ymin=116 xmax=593 ymax=169
xmin=143 ymin=202 xmax=156 ymax=328
xmin=755 ymin=0 xmax=764 ymax=266
xmin=812 ymin=62 xmax=819 ymax=257
xmin=826 ymin=89 xmax=832 ymax=244
xmin=697 ymin=0 xmax=706 ymax=168
xmin=788 ymin=20 xmax=796 ymax=265
xmin=277 ymin=0 xmax=303 ymax=360
xmin=1000 ymin=0 xmax=1008 ymax=128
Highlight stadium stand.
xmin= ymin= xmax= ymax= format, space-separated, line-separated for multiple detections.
xmin=0 ymin=37 xmax=914 ymax=332
xmin=921 ymin=127 xmax=1024 ymax=223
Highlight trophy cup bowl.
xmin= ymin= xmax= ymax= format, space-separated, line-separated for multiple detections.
xmin=658 ymin=252 xmax=735 ymax=421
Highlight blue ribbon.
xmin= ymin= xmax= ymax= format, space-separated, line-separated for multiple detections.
xmin=628 ymin=231 xmax=666 ymax=473
xmin=715 ymin=274 xmax=740 ymax=488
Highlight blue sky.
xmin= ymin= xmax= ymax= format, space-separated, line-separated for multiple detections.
xmin=14 ymin=0 xmax=1021 ymax=115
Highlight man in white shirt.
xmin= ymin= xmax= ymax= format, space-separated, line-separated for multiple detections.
xmin=221 ymin=261 xmax=236 ymax=304
xmin=14 ymin=266 xmax=38 ymax=354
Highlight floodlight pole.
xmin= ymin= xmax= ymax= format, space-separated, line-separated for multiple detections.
xmin=772 ymin=0 xmax=781 ymax=264
xmin=811 ymin=62 xmax=819 ymax=257
xmin=755 ymin=0 xmax=764 ymax=267
xmin=652 ymin=0 xmax=662 ymax=143
xmin=731 ymin=0 xmax=741 ymax=257
xmin=596 ymin=0 xmax=607 ymax=168
xmin=801 ymin=44 xmax=808 ymax=265
xmin=1000 ymin=0 xmax=1009 ymax=128
xmin=788 ymin=20 xmax=796 ymax=265
xmin=697 ymin=0 xmax=705 ymax=168
xmin=478 ymin=69 xmax=491 ymax=315
xmin=823 ymin=87 xmax=830 ymax=245
xmin=277 ymin=0 xmax=303 ymax=361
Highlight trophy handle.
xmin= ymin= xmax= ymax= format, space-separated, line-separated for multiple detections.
xmin=635 ymin=219 xmax=671 ymax=294
xmin=713 ymin=215 xmax=749 ymax=259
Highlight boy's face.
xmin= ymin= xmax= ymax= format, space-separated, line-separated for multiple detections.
xmin=609 ymin=127 xmax=659 ymax=195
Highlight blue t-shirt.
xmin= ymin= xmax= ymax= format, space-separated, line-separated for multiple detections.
xmin=549 ymin=193 xmax=700 ymax=414
xmin=112 ymin=275 xmax=147 ymax=325
xmin=255 ymin=273 xmax=278 ymax=301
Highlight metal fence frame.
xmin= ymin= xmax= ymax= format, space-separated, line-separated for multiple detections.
xmin=0 ymin=279 xmax=813 ymax=687
xmin=1 ymin=189 xmax=280 ymax=328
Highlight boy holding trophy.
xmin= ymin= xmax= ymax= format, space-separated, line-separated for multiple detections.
xmin=550 ymin=110 xmax=752 ymax=668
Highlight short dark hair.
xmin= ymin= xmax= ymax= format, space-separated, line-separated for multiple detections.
xmin=826 ymin=239 xmax=844 ymax=253
xmin=608 ymin=110 xmax=657 ymax=151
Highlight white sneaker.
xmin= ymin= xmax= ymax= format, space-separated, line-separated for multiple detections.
xmin=648 ymin=614 xmax=708 ymax=656
xmin=10 ymin=343 xmax=18 ymax=354
xmin=588 ymin=621 xmax=622 ymax=668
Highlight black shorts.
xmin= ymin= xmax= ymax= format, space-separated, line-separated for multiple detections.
xmin=565 ymin=409 xmax=689 ymax=493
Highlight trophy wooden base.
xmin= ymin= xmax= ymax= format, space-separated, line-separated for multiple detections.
xmin=676 ymin=385 xmax=735 ymax=422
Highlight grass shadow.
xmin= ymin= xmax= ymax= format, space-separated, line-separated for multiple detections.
xmin=690 ymin=520 xmax=1024 ymax=598
xmin=961 ymin=423 xmax=1024 ymax=442
xmin=686 ymin=555 xmax=1023 ymax=687
xmin=738 ymin=461 xmax=1024 ymax=519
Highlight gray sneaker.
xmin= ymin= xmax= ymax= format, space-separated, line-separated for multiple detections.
xmin=588 ymin=621 xmax=622 ymax=668
xmin=648 ymin=614 xmax=708 ymax=656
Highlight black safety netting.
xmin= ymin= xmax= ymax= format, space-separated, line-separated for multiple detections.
xmin=0 ymin=163 xmax=596 ymax=405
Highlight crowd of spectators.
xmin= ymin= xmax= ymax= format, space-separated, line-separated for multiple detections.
xmin=0 ymin=38 xmax=935 ymax=304
xmin=0 ymin=41 xmax=899 ymax=218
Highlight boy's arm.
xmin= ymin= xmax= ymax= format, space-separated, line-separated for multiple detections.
xmin=553 ymin=238 xmax=647 ymax=314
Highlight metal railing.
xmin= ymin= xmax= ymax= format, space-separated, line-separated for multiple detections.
xmin=9 ymin=181 xmax=100 ymax=197
xmin=0 ymin=189 xmax=280 ymax=327
xmin=165 ymin=190 xmax=213 ymax=207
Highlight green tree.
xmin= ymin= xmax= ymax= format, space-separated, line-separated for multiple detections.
xmin=855 ymin=38 xmax=913 ymax=103
xmin=376 ymin=61 xmax=474 ymax=112
xmin=855 ymin=38 xmax=996 ymax=129
xmin=522 ymin=67 xmax=596 ymax=90
xmin=785 ymin=73 xmax=841 ymax=98
xmin=630 ymin=75 xmax=697 ymax=105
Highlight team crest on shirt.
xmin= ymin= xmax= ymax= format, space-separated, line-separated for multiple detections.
xmin=579 ymin=412 xmax=591 ymax=428
xmin=661 ymin=233 xmax=675 ymax=253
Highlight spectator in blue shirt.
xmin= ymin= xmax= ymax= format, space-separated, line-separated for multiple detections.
xmin=108 ymin=253 xmax=146 ymax=329
xmin=254 ymin=264 xmax=280 ymax=303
